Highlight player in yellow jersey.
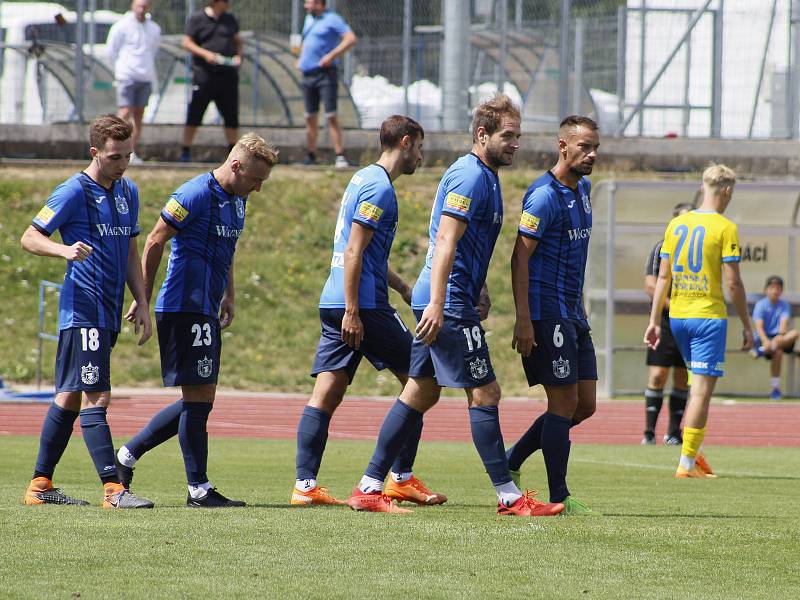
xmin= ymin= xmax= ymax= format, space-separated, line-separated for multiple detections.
xmin=644 ymin=164 xmax=753 ymax=478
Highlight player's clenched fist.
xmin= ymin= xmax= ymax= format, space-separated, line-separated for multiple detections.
xmin=64 ymin=241 xmax=93 ymax=261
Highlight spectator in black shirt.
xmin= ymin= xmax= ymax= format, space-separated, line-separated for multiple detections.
xmin=179 ymin=0 xmax=242 ymax=162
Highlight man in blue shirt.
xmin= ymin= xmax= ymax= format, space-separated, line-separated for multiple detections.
xmin=22 ymin=114 xmax=153 ymax=509
xmin=751 ymin=275 xmax=798 ymax=400
xmin=114 ymin=133 xmax=278 ymax=507
xmin=347 ymin=96 xmax=564 ymax=517
xmin=292 ymin=115 xmax=446 ymax=507
xmin=507 ymin=115 xmax=600 ymax=516
xmin=297 ymin=0 xmax=357 ymax=168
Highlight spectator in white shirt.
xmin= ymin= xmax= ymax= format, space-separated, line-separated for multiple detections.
xmin=106 ymin=0 xmax=161 ymax=164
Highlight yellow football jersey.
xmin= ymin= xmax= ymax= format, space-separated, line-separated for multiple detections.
xmin=659 ymin=210 xmax=740 ymax=319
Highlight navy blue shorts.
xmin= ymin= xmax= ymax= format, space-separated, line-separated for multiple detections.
xmin=409 ymin=310 xmax=496 ymax=389
xmin=156 ymin=312 xmax=222 ymax=387
xmin=311 ymin=308 xmax=413 ymax=383
xmin=55 ymin=327 xmax=118 ymax=393
xmin=521 ymin=319 xmax=597 ymax=387
xmin=302 ymin=68 xmax=338 ymax=116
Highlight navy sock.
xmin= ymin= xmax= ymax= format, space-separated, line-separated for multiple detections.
xmin=645 ymin=387 xmax=664 ymax=435
xmin=125 ymin=399 xmax=183 ymax=459
xmin=364 ymin=400 xmax=423 ymax=481
xmin=178 ymin=402 xmax=213 ymax=486
xmin=667 ymin=389 xmax=688 ymax=437
xmin=468 ymin=405 xmax=511 ymax=486
xmin=295 ymin=406 xmax=331 ymax=480
xmin=506 ymin=413 xmax=545 ymax=471
xmin=392 ymin=417 xmax=423 ymax=475
xmin=80 ymin=407 xmax=118 ymax=483
xmin=33 ymin=403 xmax=79 ymax=480
xmin=541 ymin=412 xmax=572 ymax=503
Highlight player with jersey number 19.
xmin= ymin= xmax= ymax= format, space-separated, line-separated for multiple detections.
xmin=21 ymin=114 xmax=154 ymax=509
xmin=644 ymin=164 xmax=753 ymax=479
xmin=114 ymin=133 xmax=278 ymax=507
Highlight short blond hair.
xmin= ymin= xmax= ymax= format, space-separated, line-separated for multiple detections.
xmin=702 ymin=163 xmax=736 ymax=190
xmin=231 ymin=133 xmax=279 ymax=168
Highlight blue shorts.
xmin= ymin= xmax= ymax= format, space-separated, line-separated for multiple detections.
xmin=311 ymin=307 xmax=413 ymax=383
xmin=55 ymin=327 xmax=118 ymax=393
xmin=669 ymin=317 xmax=727 ymax=377
xmin=156 ymin=312 xmax=222 ymax=386
xmin=116 ymin=79 xmax=152 ymax=108
xmin=521 ymin=319 xmax=597 ymax=387
xmin=409 ymin=310 xmax=496 ymax=389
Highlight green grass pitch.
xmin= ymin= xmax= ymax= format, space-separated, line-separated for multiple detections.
xmin=1 ymin=435 xmax=798 ymax=599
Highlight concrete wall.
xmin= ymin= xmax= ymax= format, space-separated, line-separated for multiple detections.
xmin=1 ymin=123 xmax=799 ymax=175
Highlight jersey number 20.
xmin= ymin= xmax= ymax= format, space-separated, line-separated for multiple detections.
xmin=672 ymin=225 xmax=706 ymax=273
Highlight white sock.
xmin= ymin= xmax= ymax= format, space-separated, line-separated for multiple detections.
xmin=188 ymin=481 xmax=213 ymax=499
xmin=494 ymin=480 xmax=522 ymax=506
xmin=390 ymin=471 xmax=413 ymax=483
xmin=358 ymin=475 xmax=384 ymax=494
xmin=295 ymin=478 xmax=317 ymax=492
xmin=117 ymin=446 xmax=137 ymax=467
xmin=679 ymin=454 xmax=696 ymax=470
xmin=771 ymin=377 xmax=780 ymax=389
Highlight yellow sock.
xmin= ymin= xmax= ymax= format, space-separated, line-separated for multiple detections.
xmin=681 ymin=427 xmax=706 ymax=459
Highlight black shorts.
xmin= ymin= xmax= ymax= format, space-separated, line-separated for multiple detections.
xmin=311 ymin=307 xmax=413 ymax=383
xmin=55 ymin=327 xmax=118 ymax=393
xmin=186 ymin=70 xmax=239 ymax=128
xmin=302 ymin=68 xmax=338 ymax=116
xmin=156 ymin=312 xmax=222 ymax=386
xmin=646 ymin=315 xmax=686 ymax=368
xmin=521 ymin=318 xmax=597 ymax=387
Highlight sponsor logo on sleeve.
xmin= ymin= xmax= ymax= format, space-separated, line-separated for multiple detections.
xmin=519 ymin=212 xmax=540 ymax=234
xmin=358 ymin=201 xmax=384 ymax=223
xmin=445 ymin=192 xmax=472 ymax=214
xmin=165 ymin=198 xmax=189 ymax=222
xmin=35 ymin=206 xmax=55 ymax=225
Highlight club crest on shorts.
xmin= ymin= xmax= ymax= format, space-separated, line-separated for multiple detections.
xmin=115 ymin=194 xmax=129 ymax=214
xmin=197 ymin=356 xmax=213 ymax=378
xmin=552 ymin=356 xmax=570 ymax=379
xmin=469 ymin=357 xmax=489 ymax=380
xmin=582 ymin=192 xmax=591 ymax=214
xmin=235 ymin=198 xmax=245 ymax=219
xmin=81 ymin=362 xmax=100 ymax=385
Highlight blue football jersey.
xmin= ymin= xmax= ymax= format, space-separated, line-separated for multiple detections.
xmin=518 ymin=171 xmax=592 ymax=321
xmin=31 ymin=172 xmax=140 ymax=332
xmin=319 ymin=164 xmax=398 ymax=309
xmin=411 ymin=153 xmax=504 ymax=318
xmin=155 ymin=172 xmax=247 ymax=317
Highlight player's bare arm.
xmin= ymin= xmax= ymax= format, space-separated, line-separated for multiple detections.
xmin=510 ymin=233 xmax=538 ymax=357
xmin=477 ymin=283 xmax=491 ymax=321
xmin=342 ymin=222 xmax=374 ymax=350
xmin=387 ymin=268 xmax=412 ymax=306
xmin=319 ymin=30 xmax=356 ymax=68
xmin=644 ymin=257 xmax=672 ymax=350
xmin=219 ymin=263 xmax=235 ymax=329
xmin=20 ymin=225 xmax=92 ymax=261
xmin=723 ymin=261 xmax=753 ymax=350
xmin=416 ymin=215 xmax=466 ymax=346
xmin=124 ymin=238 xmax=153 ymax=345
xmin=127 ymin=216 xmax=178 ymax=321
xmin=232 ymin=33 xmax=243 ymax=66
xmin=181 ymin=34 xmax=217 ymax=65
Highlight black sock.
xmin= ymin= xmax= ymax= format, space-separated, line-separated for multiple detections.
xmin=667 ymin=388 xmax=688 ymax=437
xmin=181 ymin=146 xmax=190 ymax=154
xmin=644 ymin=388 xmax=663 ymax=435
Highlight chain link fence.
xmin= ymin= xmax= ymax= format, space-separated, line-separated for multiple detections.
xmin=0 ymin=0 xmax=796 ymax=138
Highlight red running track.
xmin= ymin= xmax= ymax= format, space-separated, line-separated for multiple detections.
xmin=1 ymin=393 xmax=798 ymax=447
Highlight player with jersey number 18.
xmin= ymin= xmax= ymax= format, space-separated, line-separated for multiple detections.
xmin=644 ymin=164 xmax=753 ymax=479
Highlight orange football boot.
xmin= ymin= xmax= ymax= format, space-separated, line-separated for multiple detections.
xmin=291 ymin=485 xmax=347 ymax=506
xmin=347 ymin=488 xmax=413 ymax=514
xmin=694 ymin=454 xmax=718 ymax=478
xmin=497 ymin=490 xmax=564 ymax=517
xmin=24 ymin=477 xmax=89 ymax=506
xmin=675 ymin=464 xmax=708 ymax=478
xmin=384 ymin=476 xmax=447 ymax=506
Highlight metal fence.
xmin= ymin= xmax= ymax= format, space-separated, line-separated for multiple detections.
xmin=1 ymin=0 xmax=799 ymax=138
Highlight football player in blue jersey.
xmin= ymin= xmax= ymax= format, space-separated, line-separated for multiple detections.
xmin=291 ymin=115 xmax=447 ymax=507
xmin=22 ymin=114 xmax=154 ymax=509
xmin=114 ymin=133 xmax=278 ymax=507
xmin=348 ymin=95 xmax=564 ymax=517
xmin=507 ymin=115 xmax=600 ymax=516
